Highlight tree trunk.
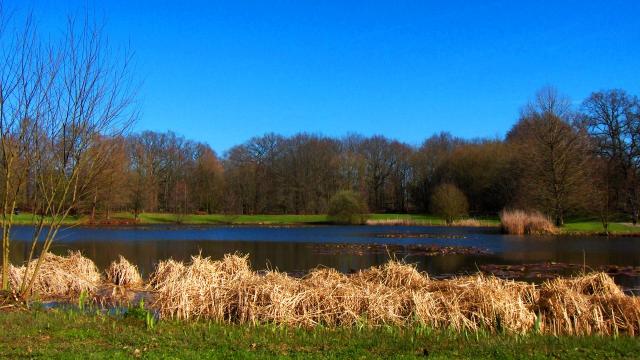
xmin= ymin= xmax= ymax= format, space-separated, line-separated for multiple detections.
xmin=90 ymin=190 xmax=98 ymax=223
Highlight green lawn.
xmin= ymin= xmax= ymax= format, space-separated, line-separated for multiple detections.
xmin=8 ymin=213 xmax=84 ymax=226
xmin=0 ymin=308 xmax=638 ymax=359
xmin=5 ymin=212 xmax=640 ymax=235
xmin=561 ymin=221 xmax=639 ymax=234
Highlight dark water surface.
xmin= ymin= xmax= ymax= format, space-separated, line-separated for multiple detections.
xmin=9 ymin=225 xmax=640 ymax=290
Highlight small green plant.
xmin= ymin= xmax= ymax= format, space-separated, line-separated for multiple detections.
xmin=125 ymin=298 xmax=156 ymax=329
xmin=78 ymin=290 xmax=88 ymax=311
xmin=146 ymin=311 xmax=155 ymax=329
xmin=533 ymin=312 xmax=541 ymax=334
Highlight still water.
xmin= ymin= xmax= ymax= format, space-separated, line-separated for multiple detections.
xmin=8 ymin=225 xmax=640 ymax=290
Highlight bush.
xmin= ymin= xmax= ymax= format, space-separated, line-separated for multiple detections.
xmin=327 ymin=190 xmax=369 ymax=225
xmin=430 ymin=183 xmax=468 ymax=225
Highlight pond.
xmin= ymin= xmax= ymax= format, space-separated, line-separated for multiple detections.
xmin=8 ymin=225 xmax=640 ymax=292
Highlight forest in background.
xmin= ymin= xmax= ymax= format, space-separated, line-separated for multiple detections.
xmin=9 ymin=87 xmax=636 ymax=228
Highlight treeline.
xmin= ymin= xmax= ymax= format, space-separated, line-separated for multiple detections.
xmin=9 ymin=87 xmax=640 ymax=227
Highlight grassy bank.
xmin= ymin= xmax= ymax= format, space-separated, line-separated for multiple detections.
xmin=7 ymin=212 xmax=498 ymax=226
xmin=561 ymin=221 xmax=640 ymax=235
xmin=6 ymin=212 xmax=640 ymax=235
xmin=1 ymin=308 xmax=638 ymax=359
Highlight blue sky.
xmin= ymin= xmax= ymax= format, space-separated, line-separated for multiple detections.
xmin=10 ymin=1 xmax=640 ymax=153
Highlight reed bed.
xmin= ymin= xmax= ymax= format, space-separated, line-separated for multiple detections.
xmin=500 ymin=210 xmax=557 ymax=235
xmin=451 ymin=218 xmax=482 ymax=227
xmin=8 ymin=251 xmax=640 ymax=335
xmin=148 ymin=254 xmax=640 ymax=335
xmin=9 ymin=251 xmax=101 ymax=299
xmin=536 ymin=272 xmax=640 ymax=335
xmin=106 ymin=256 xmax=143 ymax=287
xmin=366 ymin=219 xmax=433 ymax=226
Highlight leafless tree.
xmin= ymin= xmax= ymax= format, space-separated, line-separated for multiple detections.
xmin=582 ymin=89 xmax=640 ymax=224
xmin=1 ymin=13 xmax=137 ymax=298
xmin=0 ymin=10 xmax=50 ymax=290
xmin=508 ymin=87 xmax=589 ymax=226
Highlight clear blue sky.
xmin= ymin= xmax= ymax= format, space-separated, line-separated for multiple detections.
xmin=11 ymin=0 xmax=640 ymax=153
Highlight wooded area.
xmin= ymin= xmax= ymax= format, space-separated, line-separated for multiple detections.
xmin=4 ymin=87 xmax=635 ymax=229
xmin=1 ymin=8 xmax=640 ymax=231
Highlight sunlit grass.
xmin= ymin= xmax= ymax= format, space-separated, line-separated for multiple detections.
xmin=0 ymin=308 xmax=638 ymax=359
xmin=562 ymin=221 xmax=639 ymax=234
xmin=5 ymin=211 xmax=640 ymax=234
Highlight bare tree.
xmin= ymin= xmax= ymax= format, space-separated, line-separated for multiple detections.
xmin=0 ymin=10 xmax=49 ymax=290
xmin=582 ymin=90 xmax=640 ymax=224
xmin=409 ymin=132 xmax=461 ymax=212
xmin=4 ymin=14 xmax=137 ymax=298
xmin=508 ymin=87 xmax=589 ymax=226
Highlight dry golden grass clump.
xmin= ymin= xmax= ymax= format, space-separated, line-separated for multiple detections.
xmin=451 ymin=218 xmax=482 ymax=227
xmin=144 ymin=253 xmax=639 ymax=335
xmin=298 ymin=266 xmax=416 ymax=326
xmin=298 ymin=268 xmax=362 ymax=326
xmin=366 ymin=219 xmax=425 ymax=226
xmin=590 ymin=295 xmax=640 ymax=336
xmin=235 ymin=270 xmax=302 ymax=325
xmin=353 ymin=260 xmax=429 ymax=290
xmin=500 ymin=210 xmax=557 ymax=235
xmin=149 ymin=259 xmax=185 ymax=288
xmin=9 ymin=251 xmax=101 ymax=299
xmin=150 ymin=253 xmax=255 ymax=320
xmin=537 ymin=273 xmax=639 ymax=335
xmin=414 ymin=275 xmax=538 ymax=333
xmin=106 ymin=256 xmax=143 ymax=287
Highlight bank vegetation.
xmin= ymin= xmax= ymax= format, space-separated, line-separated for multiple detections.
xmin=7 ymin=252 xmax=640 ymax=336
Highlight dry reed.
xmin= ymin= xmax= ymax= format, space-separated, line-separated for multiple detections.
xmin=366 ymin=219 xmax=432 ymax=226
xmin=10 ymin=250 xmax=639 ymax=336
xmin=9 ymin=251 xmax=101 ymax=299
xmin=536 ymin=273 xmax=640 ymax=335
xmin=106 ymin=256 xmax=143 ymax=287
xmin=500 ymin=210 xmax=557 ymax=235
xmin=148 ymin=253 xmax=639 ymax=335
xmin=451 ymin=218 xmax=481 ymax=227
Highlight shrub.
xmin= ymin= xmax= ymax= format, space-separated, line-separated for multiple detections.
xmin=327 ymin=190 xmax=369 ymax=225
xmin=499 ymin=209 xmax=557 ymax=235
xmin=430 ymin=183 xmax=468 ymax=225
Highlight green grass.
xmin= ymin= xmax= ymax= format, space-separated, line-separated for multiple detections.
xmin=138 ymin=213 xmax=330 ymax=225
xmin=6 ymin=211 xmax=640 ymax=235
xmin=1 ymin=308 xmax=638 ymax=359
xmin=8 ymin=213 xmax=84 ymax=226
xmin=561 ymin=220 xmax=640 ymax=234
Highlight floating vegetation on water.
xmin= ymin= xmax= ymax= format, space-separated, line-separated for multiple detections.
xmin=308 ymin=243 xmax=490 ymax=256
xmin=480 ymin=263 xmax=640 ymax=280
xmin=375 ymin=233 xmax=466 ymax=239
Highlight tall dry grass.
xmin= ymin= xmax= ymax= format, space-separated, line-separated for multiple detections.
xmin=148 ymin=253 xmax=640 ymax=335
xmin=500 ymin=210 xmax=557 ymax=235
xmin=106 ymin=256 xmax=143 ymax=287
xmin=366 ymin=218 xmax=489 ymax=227
xmin=9 ymin=251 xmax=101 ymax=299
xmin=8 ymin=251 xmax=640 ymax=335
xmin=366 ymin=219 xmax=433 ymax=226
xmin=537 ymin=273 xmax=640 ymax=335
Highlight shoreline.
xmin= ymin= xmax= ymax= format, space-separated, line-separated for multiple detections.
xmin=4 ymin=212 xmax=640 ymax=236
